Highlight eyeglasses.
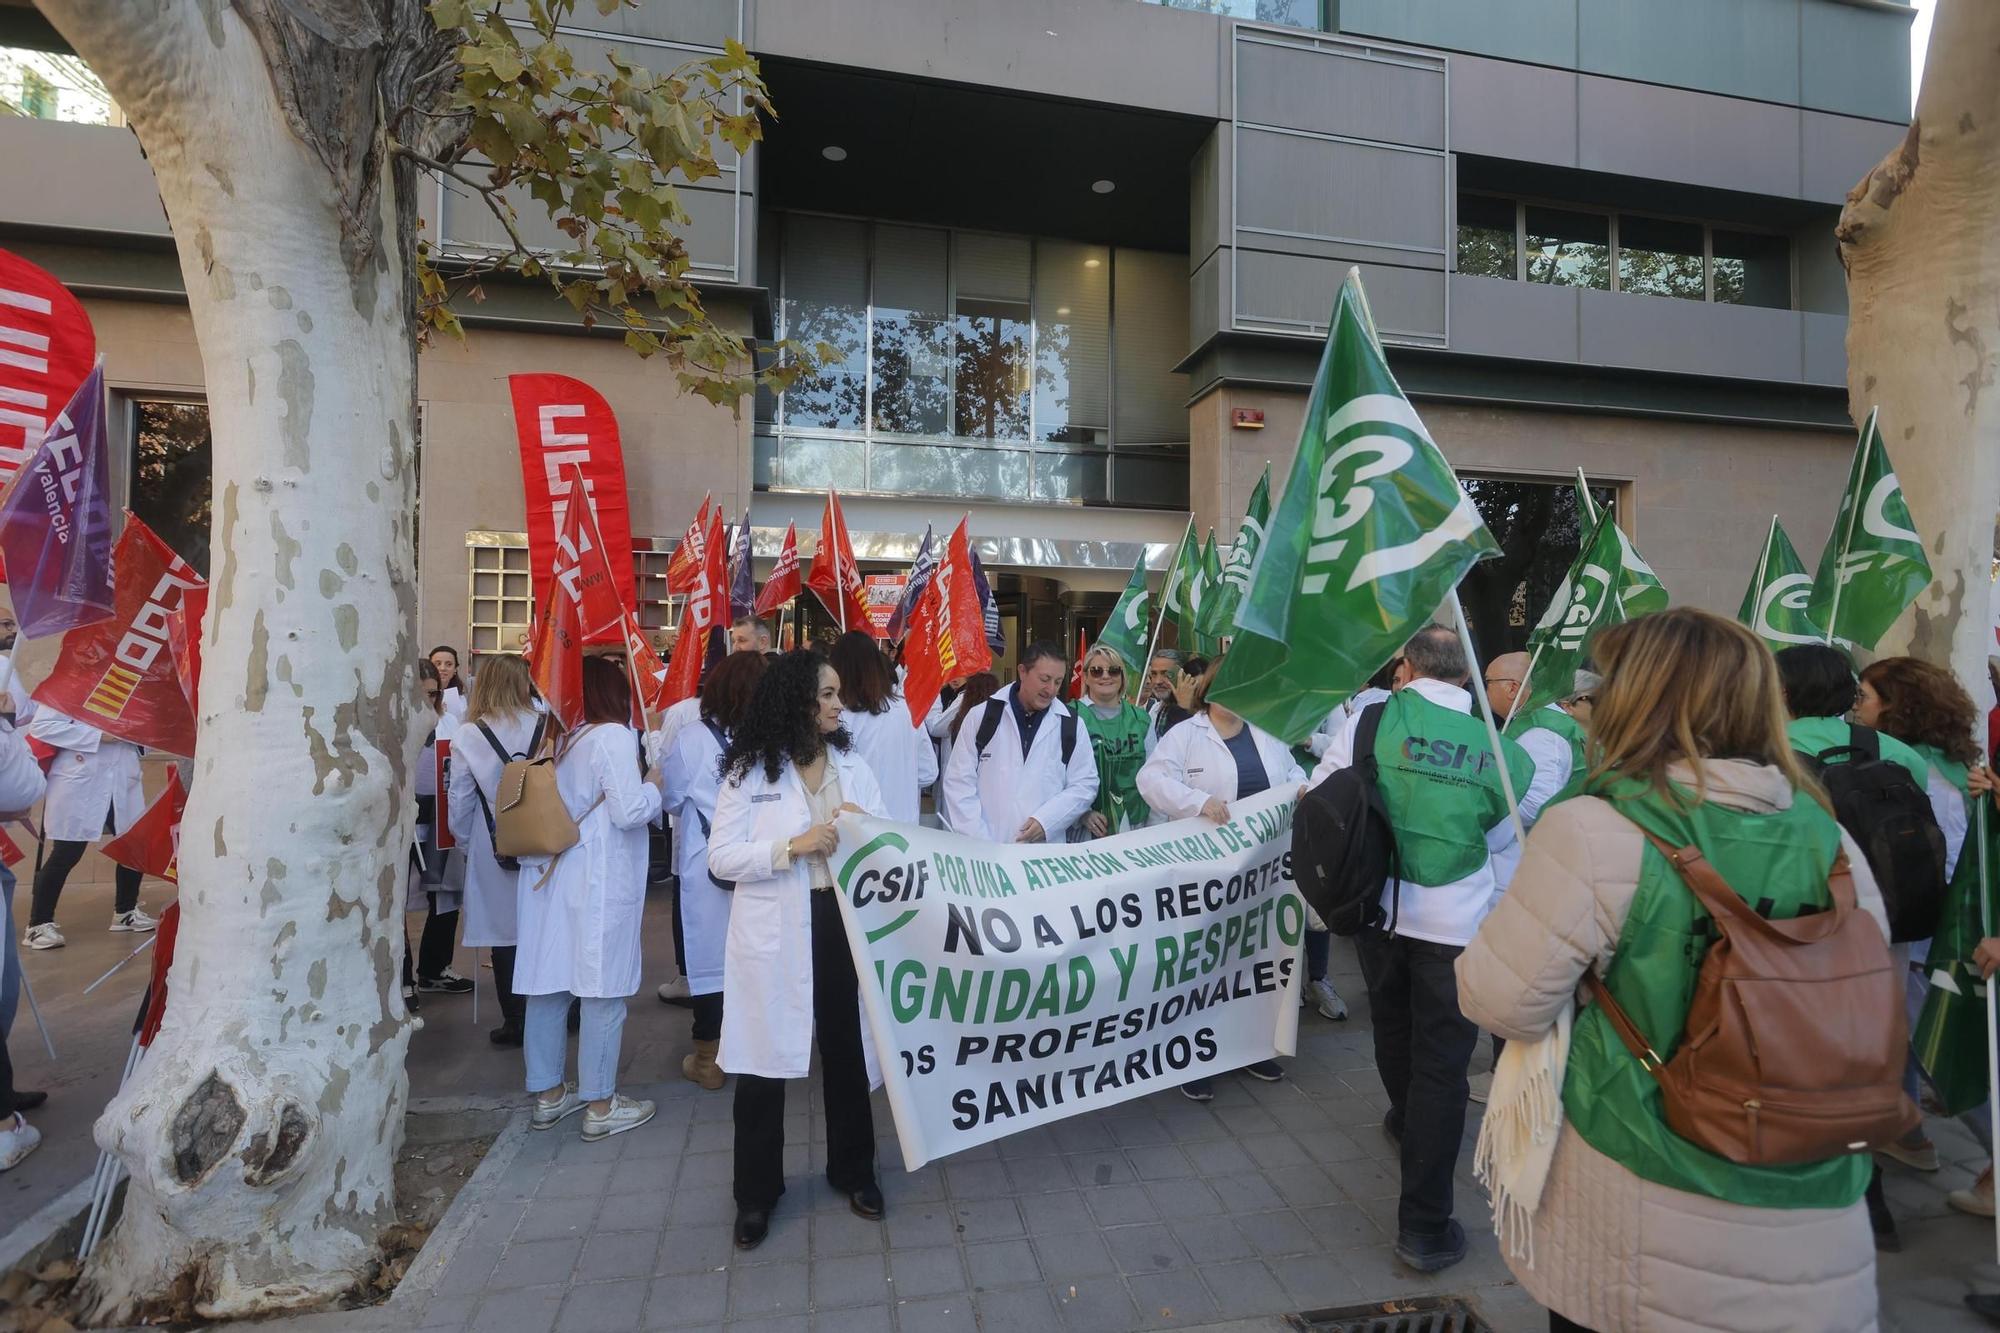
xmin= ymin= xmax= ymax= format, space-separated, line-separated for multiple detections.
xmin=1086 ymin=666 xmax=1123 ymax=679
xmin=1483 ymin=676 xmax=1518 ymax=688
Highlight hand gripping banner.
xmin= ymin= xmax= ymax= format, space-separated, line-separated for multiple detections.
xmin=832 ymin=789 xmax=1305 ymax=1169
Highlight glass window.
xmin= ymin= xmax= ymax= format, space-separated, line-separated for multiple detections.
xmin=1113 ymin=249 xmax=1190 ymax=448
xmin=1616 ymin=215 xmax=1704 ymax=300
xmin=1712 ymin=230 xmax=1790 ymax=310
xmin=868 ymin=442 xmax=1031 ymax=501
xmin=1456 ymin=194 xmax=1516 ymax=280
xmin=952 ymin=233 xmax=1032 ymax=442
xmin=1148 ymin=0 xmax=1320 ymax=26
xmin=466 ymin=541 xmax=533 ymax=655
xmin=1524 ymin=207 xmax=1610 ymax=291
xmin=1033 ymin=240 xmax=1110 ymax=448
xmin=1455 ymin=477 xmax=1616 ymax=658
xmin=870 ymin=224 xmax=952 ymax=437
xmin=1 ymin=48 xmax=121 ymax=125
xmin=780 ymin=215 xmax=869 ymax=432
xmin=130 ymin=401 xmax=213 ymax=577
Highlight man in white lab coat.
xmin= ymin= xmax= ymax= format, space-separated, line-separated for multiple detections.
xmin=941 ymin=642 xmax=1098 ymax=843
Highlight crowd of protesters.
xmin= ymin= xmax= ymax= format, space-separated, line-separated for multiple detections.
xmin=7 ymin=601 xmax=2000 ymax=1333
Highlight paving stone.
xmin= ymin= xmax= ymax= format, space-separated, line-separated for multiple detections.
xmin=1233 ymin=1210 xmax=1317 ymax=1259
xmin=948 ymin=1197 xmax=1026 ymax=1241
xmin=810 ymin=1303 xmax=896 ymax=1332
xmin=1181 ymin=1137 xmax=1254 ymax=1175
xmin=972 ymin=1283 xmax=1061 ymax=1332
xmin=1198 ymin=1259 xmax=1289 ymax=1319
xmin=810 ymin=1251 xmax=888 ymax=1308
xmin=1066 ymin=1149 xmax=1138 ymax=1188
xmin=725 ymin=1317 xmax=808 ymax=1333
xmin=728 ymin=1259 xmax=809 ymax=1317
xmin=1051 ymin=1118 xmax=1115 ymax=1153
xmin=666 ymin=1183 xmax=737 ymax=1228
xmin=676 ymin=1150 xmax=733 ymax=1188
xmin=432 ymin=1241 xmax=503 ymax=1297
xmin=414 ymin=1294 xmax=479 ymax=1331
xmin=1240 ymin=1132 xmax=1310 ymax=1170
xmin=1270 ymin=1163 xmax=1345 ymax=1210
xmin=1086 ymin=1184 xmax=1160 ymax=1227
xmin=1103 ymin=1222 xmax=1185 ymax=1276
xmin=1003 ymin=1156 xmax=1068 ymax=1193
xmin=943 ymin=1159 xmax=1013 ymax=1200
xmin=642 ymin=1270 xmax=728 ymax=1328
xmin=1126 ymin=1144 xmax=1195 ymax=1181
xmin=1270 ymin=1252 xmax=1366 ymax=1309
xmin=555 ymin=1278 xmax=649 ymax=1331
xmin=1050 ymin=1275 xmax=1144 ymax=1332
xmin=1018 ymin=1189 xmax=1095 ymax=1233
xmin=1127 ymin=1266 xmax=1217 ymax=1325
xmin=1297 ymin=1201 xmax=1383 ymax=1249
xmin=1168 ymin=1216 xmax=1257 ymax=1265
xmin=736 ymin=1213 xmax=810 ymax=1265
xmin=540 ymin=1160 xmax=620 ymax=1199
xmin=885 ymin=1243 xmax=966 ymax=1300
xmin=1106 ymin=1114 xmax=1173 ymax=1148
xmin=963 ymin=1238 xmax=1040 ymax=1290
xmin=1143 ymin=1178 xmax=1222 ymax=1222
xmin=654 ymin=1223 xmax=734 ymax=1275
xmin=1324 ymin=1156 xmax=1401 ymax=1202
xmin=1207 ymin=1172 xmax=1286 ymax=1215
xmin=576 ymin=1229 xmax=662 ymax=1282
xmin=1031 ymin=1229 xmax=1118 ymax=1283
xmin=491 ymin=1238 xmax=586 ymax=1289
xmin=600 ymin=1188 xmax=675 ymax=1233
xmin=470 ymin=1283 xmax=567 ymax=1333
xmin=889 ymin=1294 xmax=977 ymax=1331
xmin=811 ymin=1204 xmax=888 ymax=1257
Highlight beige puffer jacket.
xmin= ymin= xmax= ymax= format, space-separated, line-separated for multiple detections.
xmin=1456 ymin=759 xmax=1886 ymax=1333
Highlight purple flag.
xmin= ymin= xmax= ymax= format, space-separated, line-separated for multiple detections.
xmin=968 ymin=547 xmax=1005 ymax=655
xmin=729 ymin=508 xmax=754 ymax=624
xmin=884 ymin=524 xmax=935 ymax=642
xmin=0 ymin=360 xmax=115 ymax=638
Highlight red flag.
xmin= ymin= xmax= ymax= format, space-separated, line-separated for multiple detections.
xmin=754 ymin=521 xmax=801 ymax=617
xmin=567 ymin=466 xmax=634 ymax=642
xmin=0 ymin=248 xmax=96 ymax=493
xmin=103 ymin=765 xmax=187 ymax=884
xmin=139 ymin=900 xmax=181 ymax=1047
xmin=0 ymin=824 xmax=23 ymax=867
xmin=659 ymin=506 xmax=729 ymax=709
xmin=527 ymin=472 xmax=589 ymax=730
xmin=507 ymin=373 xmax=635 ymax=643
xmin=903 ymin=518 xmax=993 ymax=724
xmin=618 ymin=610 xmax=669 ymax=724
xmin=806 ymin=490 xmax=872 ymax=634
xmin=1069 ymin=626 xmax=1090 ymax=699
xmin=34 ymin=516 xmax=204 ymax=756
xmin=169 ymin=582 xmax=207 ymax=716
xmin=665 ymin=494 xmax=713 ymax=595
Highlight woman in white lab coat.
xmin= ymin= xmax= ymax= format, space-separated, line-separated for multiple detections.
xmin=514 ymin=658 xmax=665 ymax=1144
xmin=830 ymin=631 xmax=936 ymax=825
xmin=927 ymin=671 xmax=998 ymax=823
xmin=447 ymin=654 xmax=546 ymax=1047
xmin=1136 ymin=653 xmax=1307 ymax=1101
xmin=709 ymin=649 xmax=888 ymax=1251
xmin=429 ymin=644 xmax=470 ymax=720
xmin=659 ymin=649 xmax=768 ymax=1090
xmin=21 ymin=707 xmax=149 ymax=949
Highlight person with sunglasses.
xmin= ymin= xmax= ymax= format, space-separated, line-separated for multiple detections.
xmin=1074 ymin=645 xmax=1151 ymax=838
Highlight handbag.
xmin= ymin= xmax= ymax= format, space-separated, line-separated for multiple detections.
xmin=471 ymin=715 xmax=548 ymax=873
xmin=495 ymin=725 xmax=603 ymax=890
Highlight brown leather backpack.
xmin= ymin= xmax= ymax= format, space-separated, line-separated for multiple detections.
xmin=1583 ymin=832 xmax=1919 ymax=1167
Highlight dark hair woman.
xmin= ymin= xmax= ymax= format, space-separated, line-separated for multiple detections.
xmin=829 ymin=631 xmax=935 ymax=823
xmin=708 ymin=651 xmax=889 ymax=1251
xmin=1775 ymin=644 xmax=1931 ymax=793
xmin=1458 ymin=609 xmax=1890 ymax=1332
xmin=944 ymin=671 xmax=1001 ymax=746
xmin=513 ymin=656 xmax=666 ymax=1145
xmin=659 ymin=651 xmax=769 ymax=1091
xmin=429 ymin=644 xmax=469 ymax=719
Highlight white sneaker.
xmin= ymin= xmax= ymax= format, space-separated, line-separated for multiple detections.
xmin=1304 ymin=977 xmax=1348 ymax=1021
xmin=0 ymin=1113 xmax=40 ymax=1171
xmin=581 ymin=1094 xmax=656 ymax=1142
xmin=110 ymin=907 xmax=157 ymax=933
xmin=656 ymin=976 xmax=691 ymax=1003
xmin=530 ymin=1085 xmax=586 ymax=1131
xmin=1468 ymin=1071 xmax=1493 ymax=1105
xmin=21 ymin=923 xmax=63 ymax=950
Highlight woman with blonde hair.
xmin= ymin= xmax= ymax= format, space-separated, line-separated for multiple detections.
xmin=447 ymin=653 xmax=547 ymax=1046
xmin=1456 ymin=608 xmax=1891 ymax=1333
xmin=1074 ymin=644 xmax=1151 ymax=838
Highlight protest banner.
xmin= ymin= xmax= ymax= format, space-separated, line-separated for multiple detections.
xmin=506 ymin=373 xmax=635 ymax=640
xmin=0 ymin=248 xmax=96 ymax=490
xmin=831 ymin=788 xmax=1305 ymax=1169
xmin=863 ymin=574 xmax=906 ymax=637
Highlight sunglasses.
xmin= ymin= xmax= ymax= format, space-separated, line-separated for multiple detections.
xmin=1086 ymin=666 xmax=1123 ymax=679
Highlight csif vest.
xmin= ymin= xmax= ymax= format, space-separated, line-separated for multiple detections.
xmin=1370 ymin=690 xmax=1532 ymax=886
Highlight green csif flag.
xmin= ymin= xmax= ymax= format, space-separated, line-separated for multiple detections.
xmin=1159 ymin=518 xmax=1200 ymax=651
xmin=1520 ymin=509 xmax=1627 ymax=717
xmin=1211 ymin=268 xmax=1499 ymax=743
xmin=1806 ymin=407 xmax=1933 ymax=650
xmin=1914 ymin=796 xmax=1998 ymax=1115
xmin=1202 ymin=465 xmax=1272 ymax=644
xmin=1096 ymin=550 xmax=1154 ymax=680
xmin=1573 ymin=470 xmax=1667 ymax=618
xmin=1194 ymin=531 xmax=1225 ymax=652
xmin=1736 ymin=516 xmax=1826 ymax=653
xmin=1174 ymin=526 xmax=1219 ymax=657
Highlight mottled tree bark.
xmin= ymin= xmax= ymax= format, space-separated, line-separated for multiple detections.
xmin=30 ymin=1 xmax=454 ymax=1318
xmin=1838 ymin=0 xmax=2000 ymax=695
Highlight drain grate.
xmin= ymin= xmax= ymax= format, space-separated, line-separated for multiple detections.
xmin=1288 ymin=1295 xmax=1494 ymax=1333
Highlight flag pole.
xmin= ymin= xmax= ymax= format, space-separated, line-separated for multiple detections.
xmin=1504 ymin=642 xmax=1544 ymax=728
xmin=1575 ymin=466 xmax=1600 ymax=525
xmin=1134 ymin=516 xmax=1192 ymax=705
xmin=1449 ymin=586 xmax=1528 ymax=848
xmin=1824 ymin=412 xmax=1871 ymax=647
xmin=1976 ymin=759 xmax=1998 ymax=1268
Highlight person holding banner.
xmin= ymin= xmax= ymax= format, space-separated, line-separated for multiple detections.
xmin=829 ymin=632 xmax=936 ymax=825
xmin=1074 ymin=645 xmax=1151 ymax=838
xmin=1457 ymin=609 xmax=1889 ymax=1333
xmin=941 ymin=643 xmax=1098 ymax=844
xmin=448 ymin=655 xmax=546 ymax=1047
xmin=660 ymin=650 xmax=768 ymax=1090
xmin=21 ymin=706 xmax=149 ymax=949
xmin=1137 ymin=653 xmax=1311 ymax=1100
xmin=515 ymin=658 xmax=666 ymax=1144
xmin=708 ymin=650 xmax=889 ymax=1250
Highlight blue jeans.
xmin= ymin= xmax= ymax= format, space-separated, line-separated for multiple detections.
xmin=524 ymin=992 xmax=626 ymax=1102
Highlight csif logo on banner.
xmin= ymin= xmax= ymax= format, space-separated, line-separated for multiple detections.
xmin=1302 ymin=395 xmax=1484 ymax=596
xmin=86 ymin=559 xmax=203 ymax=724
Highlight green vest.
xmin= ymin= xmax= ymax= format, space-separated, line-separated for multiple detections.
xmin=1786 ymin=716 xmax=1930 ymax=791
xmin=1371 ymin=690 xmax=1532 ymax=886
xmin=1562 ymin=779 xmax=1869 ymax=1210
xmin=1508 ymin=704 xmax=1589 ymax=805
xmin=1080 ymin=701 xmax=1150 ymax=832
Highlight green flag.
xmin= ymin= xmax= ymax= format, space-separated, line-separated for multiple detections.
xmin=1736 ymin=516 xmax=1826 ymax=652
xmin=1211 ymin=268 xmax=1499 ymax=743
xmin=1096 ymin=550 xmax=1153 ymax=678
xmin=1806 ymin=407 xmax=1933 ymax=650
xmin=1173 ymin=527 xmax=1218 ymax=657
xmin=1158 ymin=517 xmax=1199 ymax=650
xmin=1194 ymin=530 xmax=1225 ymax=652
xmin=1519 ymin=509 xmax=1626 ymax=716
xmin=1612 ymin=524 xmax=1669 ymax=617
xmin=1914 ymin=798 xmax=1997 ymax=1115
xmin=1203 ymin=464 xmax=1272 ymax=643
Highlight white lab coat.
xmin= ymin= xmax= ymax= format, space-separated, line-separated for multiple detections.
xmin=841 ymin=696 xmax=937 ymax=825
xmin=440 ymin=682 xmax=469 ymax=721
xmin=647 ymin=695 xmax=703 ymax=771
xmin=659 ymin=716 xmax=732 ymax=995
xmin=1137 ymin=713 xmax=1305 ymax=822
xmin=512 ymin=722 xmax=664 ymax=998
xmin=1490 ymin=704 xmax=1575 ymax=889
xmin=940 ymin=686 xmax=1100 ymax=843
xmin=29 ymin=709 xmax=144 ymax=843
xmin=708 ymin=746 xmax=887 ymax=1082
xmin=446 ymin=709 xmax=544 ymax=948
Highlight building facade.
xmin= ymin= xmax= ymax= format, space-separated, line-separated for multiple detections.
xmin=0 ymin=0 xmax=1912 ymax=667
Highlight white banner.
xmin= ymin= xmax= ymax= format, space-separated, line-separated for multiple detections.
xmin=832 ymin=789 xmax=1305 ymax=1170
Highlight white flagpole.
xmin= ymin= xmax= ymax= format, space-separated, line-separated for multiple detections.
xmin=1135 ymin=516 xmax=1193 ymax=704
xmin=1575 ymin=466 xmax=1600 ymax=524
xmin=1449 ymin=587 xmax=1528 ymax=848
xmin=1504 ymin=641 xmax=1544 ymax=728
xmin=18 ymin=965 xmax=55 ymax=1061
xmin=1823 ymin=411 xmax=1872 ymax=647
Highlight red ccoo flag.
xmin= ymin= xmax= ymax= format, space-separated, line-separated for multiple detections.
xmin=902 ymin=517 xmax=993 ymax=725
xmin=665 ymin=493 xmax=713 ymax=595
xmin=0 ymin=248 xmax=96 ymax=493
xmin=103 ymin=765 xmax=187 ymax=884
xmin=754 ymin=521 xmax=801 ymax=618
xmin=1069 ymin=626 xmax=1090 ymax=699
xmin=527 ymin=467 xmax=591 ymax=730
xmin=506 ymin=373 xmax=635 ymax=644
xmin=659 ymin=505 xmax=729 ymax=708
xmin=806 ymin=490 xmax=872 ymax=634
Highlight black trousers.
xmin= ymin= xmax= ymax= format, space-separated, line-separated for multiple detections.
xmin=0 ymin=1030 xmax=16 ymax=1120
xmin=491 ymin=945 xmax=527 ymax=1027
xmin=30 ymin=839 xmax=139 ymax=926
xmin=417 ymin=889 xmax=459 ymax=980
xmin=1550 ymin=1313 xmax=1597 ymax=1332
xmin=733 ymin=890 xmax=875 ymax=1211
xmin=1355 ymin=928 xmax=1479 ymax=1239
xmin=691 ymin=990 xmax=723 ymax=1042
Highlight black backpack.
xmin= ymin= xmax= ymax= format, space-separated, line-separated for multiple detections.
xmin=973 ymin=699 xmax=1078 ymax=767
xmin=1291 ymin=702 xmax=1402 ymax=936
xmin=1796 ymin=724 xmax=1946 ymax=943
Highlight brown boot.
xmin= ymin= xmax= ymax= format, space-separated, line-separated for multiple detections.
xmin=681 ymin=1039 xmax=725 ymax=1091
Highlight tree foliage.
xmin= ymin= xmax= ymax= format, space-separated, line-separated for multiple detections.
xmin=405 ymin=0 xmax=825 ymax=407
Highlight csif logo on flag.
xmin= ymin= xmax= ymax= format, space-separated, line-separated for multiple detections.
xmin=1754 ymin=573 xmax=1818 ymax=645
xmin=89 ymin=560 xmax=203 ymax=724
xmin=1833 ymin=471 xmax=1925 ymax=587
xmin=1535 ymin=562 xmax=1614 ymax=655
